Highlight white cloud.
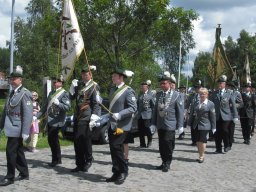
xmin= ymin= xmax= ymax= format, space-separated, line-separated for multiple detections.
xmin=183 ymin=3 xmax=256 ymax=77
xmin=0 ymin=0 xmax=30 ymax=48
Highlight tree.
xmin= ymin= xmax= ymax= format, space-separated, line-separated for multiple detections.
xmin=224 ymin=30 xmax=256 ymax=86
xmin=0 ymin=48 xmax=10 ymax=73
xmin=14 ymin=0 xmax=61 ymax=94
xmin=14 ymin=0 xmax=198 ymax=95
xmin=192 ymin=51 xmax=212 ymax=87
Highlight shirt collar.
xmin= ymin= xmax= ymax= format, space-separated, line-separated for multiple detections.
xmin=201 ymin=98 xmax=208 ymax=105
xmin=14 ymin=84 xmax=22 ymax=92
xmin=55 ymin=87 xmax=62 ymax=91
xmin=85 ymin=79 xmax=92 ymax=86
xmin=117 ymin=82 xmax=125 ymax=89
xmin=163 ymin=89 xmax=171 ymax=94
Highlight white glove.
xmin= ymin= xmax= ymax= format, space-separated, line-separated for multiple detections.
xmin=22 ymin=134 xmax=29 ymax=141
xmin=233 ymin=118 xmax=239 ymax=123
xmin=149 ymin=125 xmax=157 ymax=134
xmin=89 ymin=114 xmax=101 ymax=131
xmin=177 ymin=127 xmax=184 ymax=134
xmin=212 ymin=129 xmax=216 ymax=134
xmin=112 ymin=113 xmax=120 ymax=121
xmin=96 ymin=94 xmax=103 ymax=104
xmin=72 ymin=79 xmax=79 ymax=87
xmin=90 ymin=114 xmax=100 ymax=121
xmin=33 ymin=116 xmax=37 ymax=121
xmin=53 ymin=98 xmax=60 ymax=106
xmin=89 ymin=121 xmax=96 ymax=131
xmin=69 ymin=79 xmax=78 ymax=95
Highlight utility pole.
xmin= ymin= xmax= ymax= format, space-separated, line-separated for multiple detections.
xmin=10 ymin=0 xmax=15 ymax=74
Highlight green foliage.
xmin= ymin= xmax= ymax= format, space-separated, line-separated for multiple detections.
xmin=12 ymin=0 xmax=198 ymax=96
xmin=192 ymin=52 xmax=212 ymax=87
xmin=193 ymin=29 xmax=256 ymax=88
xmin=0 ymin=133 xmax=72 ymax=152
xmin=224 ymin=30 xmax=256 ymax=84
xmin=14 ymin=0 xmax=61 ymax=97
xmin=0 ymin=48 xmax=10 ymax=72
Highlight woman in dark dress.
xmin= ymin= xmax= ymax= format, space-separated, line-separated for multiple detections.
xmin=189 ymin=88 xmax=216 ymax=163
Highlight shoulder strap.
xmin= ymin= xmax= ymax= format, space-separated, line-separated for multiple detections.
xmin=109 ymin=85 xmax=129 ymax=111
xmin=47 ymin=88 xmax=65 ymax=111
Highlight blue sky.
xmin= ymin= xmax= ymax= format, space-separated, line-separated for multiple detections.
xmin=171 ymin=0 xmax=256 ymax=76
xmin=1 ymin=0 xmax=256 ymax=76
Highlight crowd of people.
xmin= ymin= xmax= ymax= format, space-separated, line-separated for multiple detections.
xmin=0 ymin=66 xmax=255 ymax=186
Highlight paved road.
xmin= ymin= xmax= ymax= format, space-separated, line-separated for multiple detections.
xmin=0 ymin=123 xmax=256 ymax=192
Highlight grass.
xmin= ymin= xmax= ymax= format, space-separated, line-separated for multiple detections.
xmin=0 ymin=98 xmax=73 ymax=151
xmin=0 ymin=132 xmax=73 ymax=152
xmin=0 ymin=99 xmax=5 ymax=114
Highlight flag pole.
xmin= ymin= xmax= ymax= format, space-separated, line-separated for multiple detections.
xmin=178 ymin=31 xmax=182 ymax=88
xmin=10 ymin=0 xmax=15 ymax=74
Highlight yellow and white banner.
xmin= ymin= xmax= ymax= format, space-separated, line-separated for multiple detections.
xmin=61 ymin=0 xmax=84 ymax=81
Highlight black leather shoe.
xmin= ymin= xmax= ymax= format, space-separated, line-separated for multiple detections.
xmin=106 ymin=173 xmax=119 ymax=182
xmin=0 ymin=178 xmax=14 ymax=186
xmin=48 ymin=161 xmax=62 ymax=167
xmin=215 ymin=149 xmax=222 ymax=154
xmin=155 ymin=164 xmax=164 ymax=170
xmin=125 ymin=159 xmax=129 ymax=165
xmin=114 ymin=173 xmax=128 ymax=185
xmin=140 ymin=144 xmax=147 ymax=148
xmin=224 ymin=147 xmax=231 ymax=152
xmin=70 ymin=167 xmax=83 ymax=172
xmin=16 ymin=174 xmax=29 ymax=181
xmin=84 ymin=162 xmax=92 ymax=172
xmin=162 ymin=163 xmax=170 ymax=172
xmin=245 ymin=140 xmax=251 ymax=145
xmin=177 ymin=132 xmax=185 ymax=140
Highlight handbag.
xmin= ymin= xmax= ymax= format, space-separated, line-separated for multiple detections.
xmin=31 ymin=120 xmax=39 ymax=134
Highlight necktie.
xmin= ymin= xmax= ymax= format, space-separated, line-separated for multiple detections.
xmin=219 ymin=90 xmax=222 ymax=100
xmin=10 ymin=90 xmax=15 ymax=98
xmin=163 ymin=92 xmax=166 ymax=104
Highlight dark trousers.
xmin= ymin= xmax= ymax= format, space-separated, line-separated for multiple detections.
xmin=215 ymin=117 xmax=231 ymax=150
xmin=138 ymin=118 xmax=152 ymax=147
xmin=240 ymin=117 xmax=252 ymax=141
xmin=251 ymin=117 xmax=255 ymax=134
xmin=229 ymin=121 xmax=235 ymax=147
xmin=48 ymin=126 xmax=61 ymax=163
xmin=109 ymin=130 xmax=128 ymax=174
xmin=6 ymin=137 xmax=29 ymax=180
xmin=158 ymin=129 xmax=175 ymax=165
xmin=190 ymin=117 xmax=196 ymax=143
xmin=74 ymin=120 xmax=93 ymax=169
